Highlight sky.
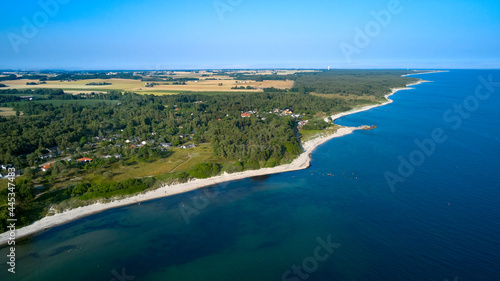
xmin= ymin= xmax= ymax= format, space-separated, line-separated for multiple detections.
xmin=1 ymin=0 xmax=499 ymax=70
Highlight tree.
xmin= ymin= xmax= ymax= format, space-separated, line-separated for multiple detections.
xmin=17 ymin=178 xmax=35 ymax=202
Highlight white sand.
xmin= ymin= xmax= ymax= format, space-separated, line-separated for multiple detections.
xmin=0 ymin=79 xmax=429 ymax=245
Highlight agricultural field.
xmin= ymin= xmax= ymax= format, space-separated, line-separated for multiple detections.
xmin=0 ymin=77 xmax=294 ymax=94
xmin=0 ymin=107 xmax=17 ymax=116
xmin=146 ymin=79 xmax=294 ymax=92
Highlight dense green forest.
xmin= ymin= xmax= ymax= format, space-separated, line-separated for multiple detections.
xmin=292 ymin=70 xmax=418 ymax=98
xmin=0 ymin=69 xmax=420 ymax=232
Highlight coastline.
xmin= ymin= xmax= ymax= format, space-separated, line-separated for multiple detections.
xmin=324 ymin=79 xmax=429 ymax=123
xmin=0 ymin=78 xmax=430 ymax=245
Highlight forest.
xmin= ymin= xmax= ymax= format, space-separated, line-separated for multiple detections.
xmin=292 ymin=70 xmax=418 ymax=98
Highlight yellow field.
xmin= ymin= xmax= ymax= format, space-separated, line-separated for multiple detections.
xmin=0 ymin=107 xmax=18 ymax=116
xmin=150 ymin=79 xmax=294 ymax=91
xmin=0 ymin=79 xmax=144 ymax=91
xmin=0 ymin=76 xmax=294 ymax=93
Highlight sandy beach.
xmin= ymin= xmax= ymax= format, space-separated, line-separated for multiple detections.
xmin=324 ymin=79 xmax=429 ymax=123
xmin=0 ymin=79 xmax=430 ymax=245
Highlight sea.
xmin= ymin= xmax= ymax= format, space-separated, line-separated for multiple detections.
xmin=1 ymin=70 xmax=499 ymax=281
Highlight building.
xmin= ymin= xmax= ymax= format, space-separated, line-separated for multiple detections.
xmin=1 ymin=164 xmax=12 ymax=170
xmin=241 ymin=112 xmax=252 ymax=118
xmin=159 ymin=142 xmax=172 ymax=148
xmin=41 ymin=163 xmax=55 ymax=172
xmin=77 ymin=157 xmax=93 ymax=163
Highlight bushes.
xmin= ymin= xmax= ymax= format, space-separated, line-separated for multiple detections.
xmin=244 ymin=159 xmax=260 ymax=170
xmin=265 ymin=157 xmax=280 ymax=168
xmin=223 ymin=161 xmax=244 ymax=173
xmin=61 ymin=178 xmax=157 ymax=200
xmin=188 ymin=163 xmax=221 ymax=179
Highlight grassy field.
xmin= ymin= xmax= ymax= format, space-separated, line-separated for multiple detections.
xmin=0 ymin=107 xmax=17 ymax=116
xmin=46 ymin=144 xmax=230 ymax=190
xmin=299 ymin=126 xmax=341 ymax=142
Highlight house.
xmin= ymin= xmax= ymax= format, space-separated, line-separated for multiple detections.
xmin=241 ymin=112 xmax=252 ymax=118
xmin=77 ymin=157 xmax=93 ymax=163
xmin=21 ymin=96 xmax=34 ymax=101
xmin=47 ymin=146 xmax=59 ymax=154
xmin=141 ymin=141 xmax=147 ymax=145
xmin=159 ymin=142 xmax=172 ymax=148
xmin=41 ymin=163 xmax=55 ymax=172
xmin=298 ymin=120 xmax=309 ymax=129
xmin=130 ymin=144 xmax=137 ymax=148
xmin=113 ymin=154 xmax=123 ymax=159
xmin=180 ymin=144 xmax=197 ymax=149
xmin=1 ymin=164 xmax=12 ymax=170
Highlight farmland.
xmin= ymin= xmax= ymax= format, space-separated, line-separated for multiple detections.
xmin=0 ymin=107 xmax=17 ymax=116
xmin=0 ymin=70 xmax=298 ymax=94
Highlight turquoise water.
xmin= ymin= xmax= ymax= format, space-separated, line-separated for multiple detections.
xmin=1 ymin=70 xmax=499 ymax=280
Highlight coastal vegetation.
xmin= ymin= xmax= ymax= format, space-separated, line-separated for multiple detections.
xmin=292 ymin=70 xmax=418 ymax=99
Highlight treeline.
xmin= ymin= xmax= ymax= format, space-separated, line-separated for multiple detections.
xmin=0 ymin=88 xmax=71 ymax=104
xmin=143 ymin=77 xmax=200 ymax=82
xmin=231 ymin=74 xmax=298 ymax=82
xmin=0 ymin=74 xmax=48 ymax=82
xmin=48 ymin=72 xmax=142 ymax=81
xmin=86 ymin=82 xmax=112 ymax=85
xmin=293 ymin=70 xmax=419 ymax=98
xmin=0 ymin=89 xmax=123 ymax=104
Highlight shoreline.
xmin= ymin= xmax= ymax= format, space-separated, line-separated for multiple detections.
xmin=402 ymin=70 xmax=449 ymax=77
xmin=0 ymin=77 xmax=432 ymax=245
xmin=324 ymin=79 xmax=429 ymax=123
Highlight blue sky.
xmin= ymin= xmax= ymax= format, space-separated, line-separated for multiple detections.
xmin=1 ymin=0 xmax=499 ymax=69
